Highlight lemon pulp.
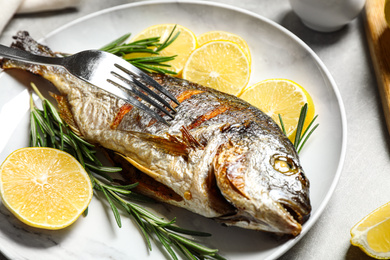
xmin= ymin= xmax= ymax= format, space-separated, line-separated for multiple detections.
xmin=0 ymin=147 xmax=93 ymax=230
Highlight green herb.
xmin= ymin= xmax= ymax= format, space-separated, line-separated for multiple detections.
xmin=101 ymin=25 xmax=180 ymax=75
xmin=29 ymin=83 xmax=223 ymax=260
xmin=279 ymin=103 xmax=319 ymax=153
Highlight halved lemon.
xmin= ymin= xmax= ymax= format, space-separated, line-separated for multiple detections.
xmin=125 ymin=24 xmax=197 ymax=74
xmin=0 ymin=147 xmax=93 ymax=230
xmin=182 ymin=40 xmax=250 ymax=96
xmin=351 ymin=201 xmax=390 ymax=259
xmin=197 ymin=30 xmax=251 ymax=65
xmin=238 ymin=79 xmax=315 ymax=140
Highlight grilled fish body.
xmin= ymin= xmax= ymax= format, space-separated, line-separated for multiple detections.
xmin=1 ymin=31 xmax=311 ymax=236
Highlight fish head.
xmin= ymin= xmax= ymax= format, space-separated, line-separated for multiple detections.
xmin=213 ymin=123 xmax=311 ymax=236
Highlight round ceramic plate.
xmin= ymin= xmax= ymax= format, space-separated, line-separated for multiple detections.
xmin=0 ymin=1 xmax=346 ymax=259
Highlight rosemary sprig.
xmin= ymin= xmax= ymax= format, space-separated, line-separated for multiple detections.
xmin=279 ymin=103 xmax=319 ymax=153
xmin=29 ymin=83 xmax=223 ymax=260
xmin=101 ymin=25 xmax=180 ymax=75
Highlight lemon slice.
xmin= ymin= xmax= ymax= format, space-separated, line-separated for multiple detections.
xmin=182 ymin=40 xmax=250 ymax=96
xmin=0 ymin=147 xmax=93 ymax=230
xmin=351 ymin=201 xmax=390 ymax=259
xmin=197 ymin=30 xmax=251 ymax=65
xmin=125 ymin=24 xmax=197 ymax=74
xmin=238 ymin=79 xmax=315 ymax=140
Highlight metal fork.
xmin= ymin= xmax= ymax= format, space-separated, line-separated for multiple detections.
xmin=0 ymin=44 xmax=179 ymax=125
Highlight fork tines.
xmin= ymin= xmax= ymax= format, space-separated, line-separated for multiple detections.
xmin=108 ymin=60 xmax=180 ymax=125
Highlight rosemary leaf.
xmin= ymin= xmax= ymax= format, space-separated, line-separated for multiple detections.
xmin=100 ymin=33 xmax=131 ymax=52
xmin=110 ymin=183 xmax=139 ymax=190
xmin=123 ymin=191 xmax=156 ymax=203
xmin=176 ymin=243 xmax=198 ymax=260
xmin=165 ymin=225 xmax=211 ymax=237
xmin=43 ymin=99 xmax=63 ymax=124
xmin=294 ymin=104 xmax=308 ymax=149
xmin=101 ymin=186 xmax=122 ymax=228
xmin=279 ymin=103 xmax=318 ymax=153
xmin=100 ymin=27 xmax=178 ymax=74
xmin=298 ymin=114 xmax=318 ymax=144
xmin=83 ymin=207 xmax=89 ymax=217
xmin=297 ymin=122 xmax=319 ymax=154
xmin=132 ymin=63 xmax=177 ymax=75
xmin=211 ymin=253 xmax=228 ymax=260
xmin=77 ymin=142 xmax=98 ymax=162
xmin=168 ymin=232 xmax=218 ymax=255
xmin=125 ymin=55 xmax=177 ymax=64
xmin=59 ymin=123 xmax=64 ymax=150
xmin=131 ymin=37 xmax=160 ymax=45
xmin=159 ymin=218 xmax=177 ymax=228
xmin=130 ymin=203 xmax=168 ymax=225
xmin=129 ymin=207 xmax=152 ymax=250
xmin=84 ymin=162 xmax=122 ymax=173
xmin=104 ymin=185 xmax=132 ymax=195
xmin=90 ymin=171 xmax=113 ymax=182
xmin=30 ymin=110 xmax=38 ymax=147
xmin=278 ymin=114 xmax=287 ymax=136
xmin=32 ymin=110 xmax=54 ymax=138
xmin=156 ymin=24 xmax=179 ymax=52
xmin=154 ymin=225 xmax=179 ymax=260
xmin=69 ymin=131 xmax=95 ymax=147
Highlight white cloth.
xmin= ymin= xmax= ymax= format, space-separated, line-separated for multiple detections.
xmin=0 ymin=0 xmax=81 ymax=34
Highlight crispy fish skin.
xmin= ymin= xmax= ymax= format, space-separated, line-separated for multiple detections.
xmin=1 ymin=31 xmax=311 ymax=236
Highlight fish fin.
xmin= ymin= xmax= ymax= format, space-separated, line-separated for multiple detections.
xmin=123 ymin=126 xmax=203 ymax=157
xmin=115 ymin=152 xmax=161 ymax=180
xmin=180 ymin=126 xmax=204 ymax=149
xmin=103 ymin=149 xmax=183 ymax=202
xmin=50 ymin=92 xmax=82 ymax=136
xmin=125 ymin=131 xmax=190 ymax=157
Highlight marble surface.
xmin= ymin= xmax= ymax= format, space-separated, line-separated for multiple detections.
xmin=0 ymin=0 xmax=384 ymax=259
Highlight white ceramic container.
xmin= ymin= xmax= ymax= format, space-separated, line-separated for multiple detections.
xmin=290 ymin=0 xmax=366 ymax=32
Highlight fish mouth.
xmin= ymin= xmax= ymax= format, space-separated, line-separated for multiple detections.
xmin=279 ymin=199 xmax=311 ymax=224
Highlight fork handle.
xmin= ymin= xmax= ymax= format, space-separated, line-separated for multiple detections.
xmin=0 ymin=44 xmax=64 ymax=66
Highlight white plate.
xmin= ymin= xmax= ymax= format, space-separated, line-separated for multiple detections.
xmin=0 ymin=1 xmax=347 ymax=259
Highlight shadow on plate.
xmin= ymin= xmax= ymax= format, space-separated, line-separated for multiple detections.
xmin=4 ymin=69 xmax=60 ymax=100
xmin=345 ymin=244 xmax=376 ymax=260
xmin=280 ymin=11 xmax=351 ymax=47
xmin=14 ymin=8 xmax=79 ymax=19
xmin=0 ymin=203 xmax=71 ymax=249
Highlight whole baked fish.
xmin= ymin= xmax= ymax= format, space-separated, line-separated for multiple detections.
xmin=1 ymin=31 xmax=311 ymax=236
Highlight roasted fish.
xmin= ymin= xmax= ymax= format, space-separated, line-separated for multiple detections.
xmin=1 ymin=31 xmax=311 ymax=236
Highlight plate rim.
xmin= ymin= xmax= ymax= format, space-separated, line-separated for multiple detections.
xmin=2 ymin=1 xmax=348 ymax=259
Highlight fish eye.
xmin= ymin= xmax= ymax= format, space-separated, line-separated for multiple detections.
xmin=271 ymin=155 xmax=298 ymax=176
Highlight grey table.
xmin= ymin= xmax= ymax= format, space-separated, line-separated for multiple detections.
xmin=0 ymin=0 xmax=385 ymax=259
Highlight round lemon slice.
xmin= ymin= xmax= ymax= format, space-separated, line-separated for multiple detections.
xmin=125 ymin=24 xmax=197 ymax=74
xmin=238 ymin=79 xmax=315 ymax=140
xmin=0 ymin=147 xmax=93 ymax=230
xmin=182 ymin=40 xmax=250 ymax=96
xmin=351 ymin=201 xmax=390 ymax=259
xmin=197 ymin=30 xmax=251 ymax=65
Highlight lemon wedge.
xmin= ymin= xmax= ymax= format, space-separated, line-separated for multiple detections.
xmin=238 ymin=79 xmax=315 ymax=140
xmin=351 ymin=201 xmax=390 ymax=259
xmin=197 ymin=30 xmax=251 ymax=65
xmin=182 ymin=40 xmax=250 ymax=96
xmin=0 ymin=147 xmax=93 ymax=230
xmin=125 ymin=24 xmax=197 ymax=74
